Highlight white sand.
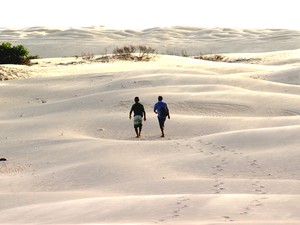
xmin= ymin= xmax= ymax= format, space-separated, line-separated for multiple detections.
xmin=0 ymin=26 xmax=300 ymax=224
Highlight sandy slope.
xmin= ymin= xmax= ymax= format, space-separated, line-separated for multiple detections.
xmin=1 ymin=27 xmax=300 ymax=224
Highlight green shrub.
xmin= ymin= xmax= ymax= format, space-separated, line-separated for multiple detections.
xmin=0 ymin=42 xmax=32 ymax=65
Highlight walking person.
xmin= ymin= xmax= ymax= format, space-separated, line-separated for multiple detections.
xmin=129 ymin=97 xmax=146 ymax=138
xmin=154 ymin=96 xmax=170 ymax=137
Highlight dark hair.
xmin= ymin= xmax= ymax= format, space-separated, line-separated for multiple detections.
xmin=158 ymin=96 xmax=163 ymax=101
xmin=134 ymin=96 xmax=139 ymax=102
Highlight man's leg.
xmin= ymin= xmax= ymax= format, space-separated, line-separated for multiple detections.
xmin=160 ymin=127 xmax=164 ymax=137
xmin=134 ymin=126 xmax=139 ymax=138
xmin=138 ymin=125 xmax=142 ymax=137
xmin=158 ymin=118 xmax=166 ymax=137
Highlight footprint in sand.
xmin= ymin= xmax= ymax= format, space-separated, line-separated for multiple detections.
xmin=213 ymin=178 xmax=226 ymax=194
xmin=198 ymin=140 xmax=269 ymax=217
xmin=239 ymin=198 xmax=265 ymax=216
xmin=172 ymin=196 xmax=190 ymax=218
xmin=0 ymin=163 xmax=32 ymax=174
xmin=221 ymin=157 xmax=228 ymax=165
xmin=156 ymin=196 xmax=190 ymax=223
xmin=252 ymin=181 xmax=267 ymax=194
xmin=223 ymin=215 xmax=235 ymax=222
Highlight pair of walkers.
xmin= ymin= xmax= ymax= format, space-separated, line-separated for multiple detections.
xmin=129 ymin=96 xmax=170 ymax=138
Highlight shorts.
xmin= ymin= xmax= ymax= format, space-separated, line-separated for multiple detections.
xmin=134 ymin=115 xmax=143 ymax=128
xmin=158 ymin=117 xmax=166 ymax=129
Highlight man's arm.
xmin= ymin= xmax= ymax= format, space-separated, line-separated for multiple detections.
xmin=129 ymin=107 xmax=133 ymax=119
xmin=143 ymin=108 xmax=147 ymax=121
xmin=166 ymin=105 xmax=170 ymax=119
xmin=153 ymin=103 xmax=158 ymax=114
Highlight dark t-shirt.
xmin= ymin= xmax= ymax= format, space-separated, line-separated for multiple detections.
xmin=130 ymin=103 xmax=145 ymax=117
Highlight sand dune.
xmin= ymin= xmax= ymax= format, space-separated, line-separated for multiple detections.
xmin=0 ymin=26 xmax=300 ymax=224
xmin=1 ymin=26 xmax=300 ymax=57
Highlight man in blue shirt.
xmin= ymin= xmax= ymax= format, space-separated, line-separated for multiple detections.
xmin=154 ymin=96 xmax=170 ymax=137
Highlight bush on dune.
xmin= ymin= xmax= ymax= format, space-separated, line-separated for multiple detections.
xmin=194 ymin=54 xmax=261 ymax=64
xmin=194 ymin=54 xmax=226 ymax=62
xmin=112 ymin=45 xmax=156 ymax=61
xmin=95 ymin=45 xmax=157 ymax=62
xmin=0 ymin=42 xmax=38 ymax=65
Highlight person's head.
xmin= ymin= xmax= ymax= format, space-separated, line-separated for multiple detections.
xmin=134 ymin=96 xmax=139 ymax=103
xmin=158 ymin=96 xmax=163 ymax=101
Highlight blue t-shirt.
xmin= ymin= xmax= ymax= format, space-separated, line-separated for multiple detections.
xmin=154 ymin=101 xmax=168 ymax=118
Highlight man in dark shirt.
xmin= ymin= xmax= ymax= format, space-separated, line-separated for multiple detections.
xmin=129 ymin=97 xmax=146 ymax=138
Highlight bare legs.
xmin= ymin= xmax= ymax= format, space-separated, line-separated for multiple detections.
xmin=135 ymin=126 xmax=142 ymax=138
xmin=158 ymin=118 xmax=166 ymax=138
xmin=160 ymin=127 xmax=165 ymax=138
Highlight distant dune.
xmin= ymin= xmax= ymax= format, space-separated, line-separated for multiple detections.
xmin=1 ymin=26 xmax=300 ymax=57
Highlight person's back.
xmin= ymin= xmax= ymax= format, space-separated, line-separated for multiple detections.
xmin=129 ymin=97 xmax=146 ymax=138
xmin=131 ymin=102 xmax=145 ymax=117
xmin=154 ymin=101 xmax=168 ymax=118
xmin=153 ymin=96 xmax=170 ymax=137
